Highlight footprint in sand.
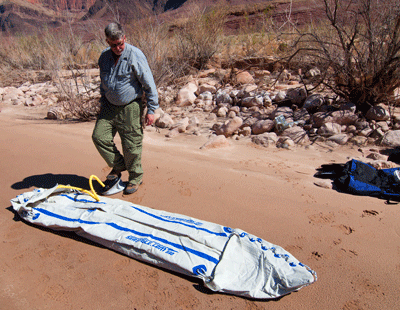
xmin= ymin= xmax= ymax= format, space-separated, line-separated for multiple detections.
xmin=308 ymin=212 xmax=335 ymax=225
xmin=179 ymin=188 xmax=192 ymax=196
xmin=311 ymin=251 xmax=323 ymax=260
xmin=342 ymin=299 xmax=365 ymax=310
xmin=333 ymin=238 xmax=342 ymax=245
xmin=333 ymin=224 xmax=355 ymax=235
xmin=43 ymin=283 xmax=67 ymax=302
xmin=341 ymin=248 xmax=358 ymax=257
xmin=362 ymin=209 xmax=379 ymax=217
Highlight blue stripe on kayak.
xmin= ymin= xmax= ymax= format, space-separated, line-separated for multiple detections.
xmin=60 ymin=194 xmax=106 ymax=204
xmin=106 ymin=222 xmax=219 ymax=264
xmin=35 ymin=207 xmax=219 ymax=265
xmin=36 ymin=207 xmax=102 ymax=225
xmin=132 ymin=206 xmax=228 ymax=237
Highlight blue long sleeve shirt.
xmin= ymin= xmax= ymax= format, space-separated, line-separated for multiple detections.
xmin=98 ymin=43 xmax=159 ymax=114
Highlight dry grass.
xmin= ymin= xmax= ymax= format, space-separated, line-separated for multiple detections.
xmin=2 ymin=0 xmax=398 ymax=120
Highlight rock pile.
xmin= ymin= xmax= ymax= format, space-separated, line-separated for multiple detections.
xmin=155 ymin=68 xmax=400 ymax=151
xmin=0 ymin=70 xmax=100 ymax=120
xmin=1 ymin=67 xmax=400 ymax=153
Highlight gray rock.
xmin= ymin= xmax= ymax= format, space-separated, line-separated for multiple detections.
xmin=293 ymin=108 xmax=311 ymax=123
xmin=252 ymin=119 xmax=275 ymax=135
xmin=286 ymin=87 xmax=307 ymax=105
xmin=327 ymin=133 xmax=349 ymax=145
xmin=272 ymin=106 xmax=294 ymax=119
xmin=197 ymin=91 xmax=213 ymax=101
xmin=251 ymin=132 xmax=278 ymax=147
xmin=281 ymin=126 xmax=310 ymax=145
xmin=303 ymin=94 xmax=324 ymax=112
xmin=340 ymin=101 xmax=357 ymax=113
xmin=215 ymin=90 xmax=233 ymax=105
xmin=382 ymin=130 xmax=400 ymax=147
xmin=273 ymin=91 xmax=286 ymax=102
xmin=318 ymin=122 xmax=342 ymax=136
xmin=366 ymin=105 xmax=390 ymax=121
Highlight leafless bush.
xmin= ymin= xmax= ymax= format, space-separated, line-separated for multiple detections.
xmin=173 ymin=5 xmax=226 ymax=71
xmin=124 ymin=5 xmax=227 ymax=86
xmin=60 ymin=96 xmax=101 ymax=121
xmin=288 ymin=0 xmax=400 ymax=114
xmin=43 ymin=19 xmax=104 ymax=120
xmin=126 ymin=16 xmax=175 ymax=86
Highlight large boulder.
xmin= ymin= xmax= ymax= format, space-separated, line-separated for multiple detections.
xmin=286 ymin=87 xmax=307 ymax=105
xmin=327 ymin=133 xmax=349 ymax=145
xmin=303 ymin=94 xmax=324 ymax=112
xmin=366 ymin=105 xmax=390 ymax=121
xmin=155 ymin=113 xmax=174 ymax=128
xmin=251 ymin=120 xmax=275 ymax=135
xmin=331 ymin=110 xmax=358 ymax=125
xmin=318 ymin=122 xmax=342 ymax=136
xmin=176 ymin=82 xmax=197 ymax=106
xmin=236 ymin=71 xmax=254 ymax=84
xmin=215 ymin=117 xmax=243 ymax=137
xmin=312 ymin=110 xmax=357 ymax=127
xmin=382 ymin=130 xmax=400 ymax=147
xmin=281 ymin=126 xmax=310 ymax=145
xmin=251 ymin=132 xmax=278 ymax=147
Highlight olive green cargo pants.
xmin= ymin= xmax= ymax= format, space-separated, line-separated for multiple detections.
xmin=92 ymin=100 xmax=143 ymax=185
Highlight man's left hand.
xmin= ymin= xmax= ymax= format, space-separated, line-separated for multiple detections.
xmin=145 ymin=114 xmax=155 ymax=126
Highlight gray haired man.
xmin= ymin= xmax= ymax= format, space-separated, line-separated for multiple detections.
xmin=92 ymin=22 xmax=159 ymax=195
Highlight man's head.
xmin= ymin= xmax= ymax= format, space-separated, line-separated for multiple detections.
xmin=105 ymin=23 xmax=126 ymax=56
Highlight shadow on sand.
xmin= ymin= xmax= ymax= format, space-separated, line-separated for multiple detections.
xmin=11 ymin=173 xmax=104 ymax=192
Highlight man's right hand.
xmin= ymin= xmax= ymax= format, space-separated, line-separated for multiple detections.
xmin=145 ymin=114 xmax=155 ymax=126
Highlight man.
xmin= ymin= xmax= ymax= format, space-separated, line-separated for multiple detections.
xmin=92 ymin=22 xmax=159 ymax=195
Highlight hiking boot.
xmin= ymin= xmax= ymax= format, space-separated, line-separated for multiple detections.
xmin=123 ymin=181 xmax=143 ymax=195
xmin=106 ymin=168 xmax=125 ymax=181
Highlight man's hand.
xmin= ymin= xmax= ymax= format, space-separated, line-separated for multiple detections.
xmin=145 ymin=113 xmax=155 ymax=126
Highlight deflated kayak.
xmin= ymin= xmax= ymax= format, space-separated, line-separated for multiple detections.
xmin=11 ymin=186 xmax=317 ymax=299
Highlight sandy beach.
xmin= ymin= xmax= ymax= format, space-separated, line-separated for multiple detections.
xmin=1 ymin=103 xmax=399 ymax=310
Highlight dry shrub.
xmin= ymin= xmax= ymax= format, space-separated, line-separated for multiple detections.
xmin=224 ymin=5 xmax=275 ymax=58
xmin=0 ymin=33 xmax=47 ymax=69
xmin=125 ymin=16 xmax=174 ymax=86
xmin=60 ymin=97 xmax=100 ymax=121
xmin=288 ymin=0 xmax=400 ymax=114
xmin=170 ymin=5 xmax=226 ymax=71
xmin=122 ymin=5 xmax=227 ymax=86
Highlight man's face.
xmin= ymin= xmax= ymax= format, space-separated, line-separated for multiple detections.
xmin=107 ymin=35 xmax=126 ymax=56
